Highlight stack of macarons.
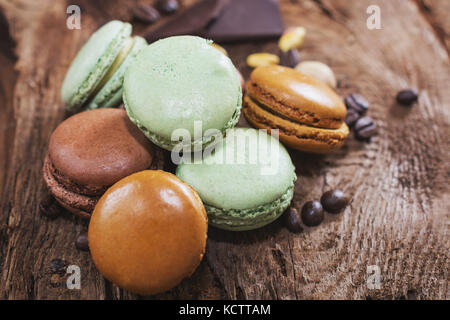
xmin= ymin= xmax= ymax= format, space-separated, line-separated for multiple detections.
xmin=49 ymin=21 xmax=248 ymax=296
xmin=243 ymin=65 xmax=349 ymax=153
xmin=46 ymin=20 xmax=326 ymax=296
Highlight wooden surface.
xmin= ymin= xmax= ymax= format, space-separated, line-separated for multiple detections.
xmin=0 ymin=0 xmax=448 ymax=300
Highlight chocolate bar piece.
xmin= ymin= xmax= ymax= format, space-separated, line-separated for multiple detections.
xmin=204 ymin=0 xmax=284 ymax=42
xmin=145 ymin=0 xmax=227 ymax=42
xmin=145 ymin=0 xmax=284 ymax=43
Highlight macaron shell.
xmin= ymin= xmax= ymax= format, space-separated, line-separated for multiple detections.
xmin=42 ymin=156 xmax=97 ymax=218
xmin=244 ymin=96 xmax=349 ymax=153
xmin=206 ymin=185 xmax=294 ymax=231
xmin=48 ymin=108 xmax=155 ymax=188
xmin=88 ymin=170 xmax=207 ymax=295
xmin=176 ymin=128 xmax=296 ymax=210
xmin=87 ymin=36 xmax=148 ymax=110
xmin=55 ymin=198 xmax=91 ymax=219
xmin=97 ymin=87 xmax=124 ymax=109
xmin=61 ymin=20 xmax=132 ymax=112
xmin=248 ymin=65 xmax=346 ymax=129
xmin=123 ymin=36 xmax=242 ymax=150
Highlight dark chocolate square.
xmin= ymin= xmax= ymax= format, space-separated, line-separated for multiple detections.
xmin=145 ymin=0 xmax=284 ymax=43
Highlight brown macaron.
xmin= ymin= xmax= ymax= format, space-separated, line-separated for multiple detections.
xmin=89 ymin=170 xmax=208 ymax=295
xmin=42 ymin=108 xmax=163 ymax=218
xmin=243 ymin=65 xmax=349 ymax=153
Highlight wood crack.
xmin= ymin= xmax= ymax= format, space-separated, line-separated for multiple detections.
xmin=286 ymin=236 xmax=299 ymax=299
xmin=413 ymin=0 xmax=450 ymax=55
xmin=311 ymin=0 xmax=335 ymax=19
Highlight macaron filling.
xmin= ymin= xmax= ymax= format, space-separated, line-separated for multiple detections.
xmin=244 ymin=96 xmax=349 ymax=144
xmin=88 ymin=36 xmax=147 ymax=110
xmin=86 ymin=36 xmax=135 ymax=105
xmin=206 ymin=185 xmax=294 ymax=231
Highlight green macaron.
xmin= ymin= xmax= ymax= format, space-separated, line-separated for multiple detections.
xmin=61 ymin=20 xmax=147 ymax=112
xmin=123 ymin=36 xmax=242 ymax=151
xmin=176 ymin=128 xmax=296 ymax=231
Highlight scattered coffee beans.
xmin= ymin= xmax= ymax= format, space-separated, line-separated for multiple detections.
xmin=280 ymin=49 xmax=300 ymax=68
xmin=48 ymin=258 xmax=67 ymax=275
xmin=284 ymin=207 xmax=303 ymax=233
xmin=132 ymin=4 xmax=160 ymax=24
xmin=39 ymin=194 xmax=62 ymax=219
xmin=344 ymin=93 xmax=369 ymax=114
xmin=75 ymin=233 xmax=89 ymax=251
xmin=279 ymin=26 xmax=306 ymax=52
xmin=354 ymin=116 xmax=377 ymax=140
xmin=295 ymin=61 xmax=337 ymax=88
xmin=396 ymin=89 xmax=418 ymax=106
xmin=301 ymin=201 xmax=324 ymax=227
xmin=345 ymin=109 xmax=360 ymax=127
xmin=246 ymin=53 xmax=280 ymax=68
xmin=157 ymin=0 xmax=179 ymax=15
xmin=320 ymin=190 xmax=349 ymax=214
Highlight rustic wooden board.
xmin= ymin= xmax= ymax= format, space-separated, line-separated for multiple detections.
xmin=0 ymin=0 xmax=448 ymax=299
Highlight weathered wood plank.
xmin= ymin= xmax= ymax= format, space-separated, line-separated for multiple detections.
xmin=0 ymin=0 xmax=448 ymax=300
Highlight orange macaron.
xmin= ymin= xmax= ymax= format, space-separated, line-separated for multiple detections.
xmin=88 ymin=170 xmax=208 ymax=295
xmin=243 ymin=65 xmax=349 ymax=153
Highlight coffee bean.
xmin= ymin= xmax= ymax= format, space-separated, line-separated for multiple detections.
xmin=75 ymin=233 xmax=89 ymax=251
xmin=301 ymin=201 xmax=324 ymax=227
xmin=354 ymin=116 xmax=377 ymax=140
xmin=345 ymin=109 xmax=360 ymax=127
xmin=39 ymin=194 xmax=62 ymax=219
xmin=284 ymin=207 xmax=303 ymax=233
xmin=157 ymin=0 xmax=179 ymax=15
xmin=344 ymin=93 xmax=369 ymax=114
xmin=320 ymin=190 xmax=349 ymax=214
xmin=396 ymin=89 xmax=418 ymax=106
xmin=280 ymin=49 xmax=300 ymax=68
xmin=50 ymin=273 xmax=63 ymax=286
xmin=48 ymin=258 xmax=67 ymax=275
xmin=132 ymin=4 xmax=160 ymax=24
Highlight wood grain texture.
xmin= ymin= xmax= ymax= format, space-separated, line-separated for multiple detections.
xmin=416 ymin=0 xmax=450 ymax=53
xmin=0 ymin=0 xmax=448 ymax=300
